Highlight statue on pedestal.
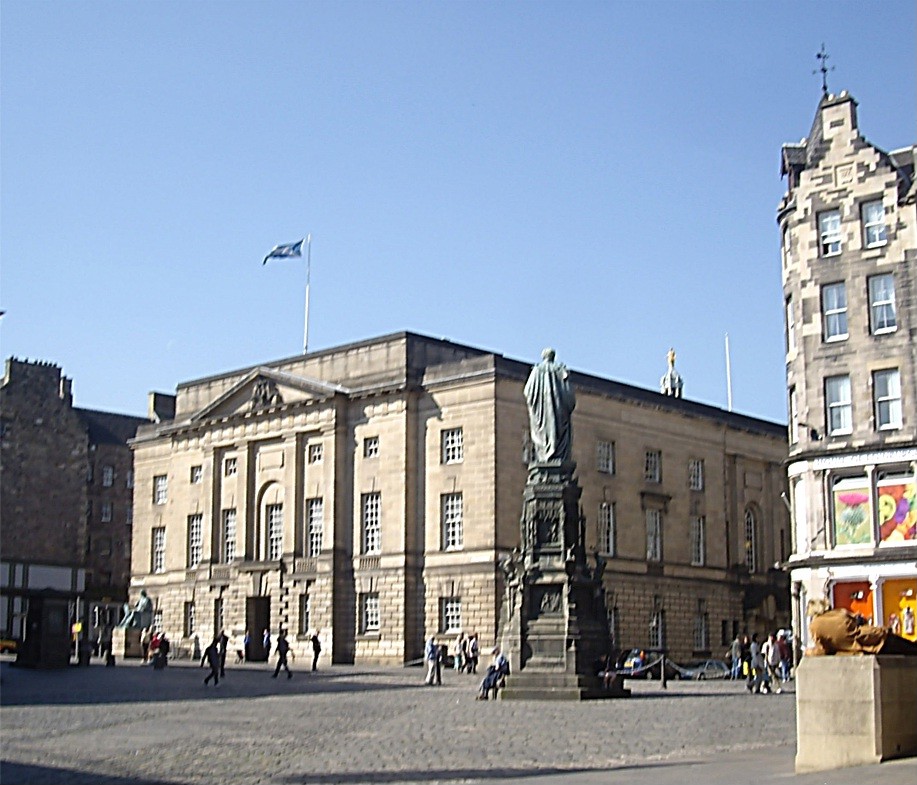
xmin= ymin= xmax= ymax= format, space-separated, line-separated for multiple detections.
xmin=524 ymin=348 xmax=575 ymax=464
xmin=117 ymin=589 xmax=153 ymax=630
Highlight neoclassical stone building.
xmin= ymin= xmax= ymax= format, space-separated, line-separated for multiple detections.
xmin=128 ymin=332 xmax=788 ymax=665
xmin=779 ymin=90 xmax=917 ymax=649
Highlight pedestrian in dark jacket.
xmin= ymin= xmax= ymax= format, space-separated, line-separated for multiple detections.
xmin=272 ymin=630 xmax=292 ymax=679
xmin=202 ymin=638 xmax=221 ymax=686
xmin=310 ymin=631 xmax=321 ymax=671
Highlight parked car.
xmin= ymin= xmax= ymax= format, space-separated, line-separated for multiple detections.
xmin=619 ymin=648 xmax=679 ymax=680
xmin=0 ymin=636 xmax=19 ymax=654
xmin=677 ymin=659 xmax=730 ymax=680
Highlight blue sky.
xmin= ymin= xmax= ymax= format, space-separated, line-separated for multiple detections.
xmin=2 ymin=1 xmax=914 ymax=421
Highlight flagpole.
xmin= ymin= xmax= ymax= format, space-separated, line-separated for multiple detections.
xmin=303 ymin=234 xmax=312 ymax=354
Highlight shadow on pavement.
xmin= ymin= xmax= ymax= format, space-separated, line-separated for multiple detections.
xmin=0 ymin=760 xmax=189 ymax=785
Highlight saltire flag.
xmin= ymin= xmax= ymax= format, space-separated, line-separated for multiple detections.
xmin=262 ymin=238 xmax=305 ymax=265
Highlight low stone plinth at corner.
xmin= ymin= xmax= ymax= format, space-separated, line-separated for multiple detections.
xmin=795 ymin=655 xmax=917 ymax=773
xmin=499 ymin=672 xmax=630 ymax=701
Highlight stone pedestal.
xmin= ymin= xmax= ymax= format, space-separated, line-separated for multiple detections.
xmin=498 ymin=461 xmax=628 ymax=701
xmin=795 ymin=655 xmax=917 ymax=773
xmin=112 ymin=627 xmax=143 ymax=659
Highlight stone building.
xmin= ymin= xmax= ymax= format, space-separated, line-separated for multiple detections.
xmin=779 ymin=90 xmax=917 ymax=650
xmin=0 ymin=358 xmax=150 ymax=644
xmin=127 ymin=332 xmax=789 ymax=665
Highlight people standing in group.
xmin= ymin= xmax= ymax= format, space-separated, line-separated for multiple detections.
xmin=201 ymin=637 xmax=221 ymax=686
xmin=140 ymin=627 xmax=152 ymax=663
xmin=310 ymin=630 xmax=321 ymax=671
xmin=747 ymin=633 xmax=769 ymax=694
xmin=454 ymin=632 xmax=466 ymax=673
xmin=424 ymin=636 xmax=442 ymax=686
xmin=466 ymin=633 xmax=479 ymax=673
xmin=272 ymin=630 xmax=292 ymax=679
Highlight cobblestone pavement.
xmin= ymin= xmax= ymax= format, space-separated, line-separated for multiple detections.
xmin=0 ymin=657 xmax=859 ymax=785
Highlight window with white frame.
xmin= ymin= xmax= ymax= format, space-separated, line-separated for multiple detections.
xmin=102 ymin=465 xmax=114 ymax=487
xmin=861 ymin=199 xmax=887 ymax=247
xmin=598 ymin=502 xmax=616 ymax=556
xmin=785 ymin=296 xmax=796 ymax=353
xmin=266 ymin=504 xmax=283 ymax=560
xmin=190 ymin=465 xmax=203 ymax=484
xmin=645 ymin=509 xmax=662 ymax=562
xmin=101 ymin=501 xmax=113 ymax=523
xmin=874 ymin=369 xmax=902 ymax=430
xmin=152 ymin=610 xmax=164 ymax=634
xmin=222 ymin=508 xmax=236 ymax=562
xmin=363 ymin=436 xmax=380 ymax=459
xmin=644 ymin=450 xmax=661 ymax=483
xmin=789 ymin=387 xmax=799 ymax=445
xmin=826 ymin=375 xmax=853 ymax=435
xmin=744 ymin=507 xmax=758 ymax=573
xmin=360 ymin=593 xmax=380 ymax=633
xmin=152 ymin=527 xmax=166 ymax=573
xmin=298 ymin=587 xmax=312 ymax=635
xmin=440 ymin=597 xmax=462 ymax=633
xmin=688 ymin=459 xmax=705 ymax=491
xmin=307 ymin=497 xmax=324 ymax=556
xmin=868 ymin=274 xmax=897 ymax=334
xmin=818 ymin=209 xmax=842 ymax=256
xmin=361 ymin=492 xmax=381 ymax=554
xmin=126 ymin=470 xmax=134 ymax=489
xmin=224 ymin=456 xmax=238 ymax=477
xmin=441 ymin=493 xmax=463 ymax=551
xmin=649 ymin=603 xmax=666 ymax=648
xmin=607 ymin=605 xmax=621 ymax=648
xmin=597 ymin=440 xmax=615 ymax=474
xmin=184 ymin=601 xmax=196 ymax=637
xmin=153 ymin=475 xmax=168 ymax=505
xmin=187 ymin=513 xmax=203 ymax=566
xmin=782 ymin=227 xmax=793 ymax=265
xmin=693 ymin=599 xmax=709 ymax=651
xmin=822 ymin=282 xmax=848 ymax=341
xmin=308 ymin=442 xmax=323 ymax=464
xmin=441 ymin=427 xmax=464 ymax=464
xmin=690 ymin=516 xmax=706 ymax=566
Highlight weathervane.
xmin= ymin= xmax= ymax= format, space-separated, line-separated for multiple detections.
xmin=813 ymin=43 xmax=835 ymax=97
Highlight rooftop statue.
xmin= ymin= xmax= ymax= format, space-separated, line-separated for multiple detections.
xmin=524 ymin=348 xmax=575 ymax=464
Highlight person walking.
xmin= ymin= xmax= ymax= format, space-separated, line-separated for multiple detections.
xmin=454 ymin=632 xmax=466 ymax=673
xmin=243 ymin=630 xmax=251 ymax=662
xmin=729 ymin=634 xmax=743 ymax=680
xmin=272 ymin=630 xmax=292 ymax=679
xmin=310 ymin=631 xmax=321 ymax=672
xmin=466 ymin=633 xmax=479 ymax=674
xmin=423 ymin=636 xmax=441 ymax=686
xmin=262 ymin=628 xmax=271 ymax=660
xmin=762 ymin=633 xmax=783 ymax=693
xmin=202 ymin=637 xmax=221 ymax=686
xmin=217 ymin=630 xmax=229 ymax=677
xmin=140 ymin=627 xmax=152 ymax=664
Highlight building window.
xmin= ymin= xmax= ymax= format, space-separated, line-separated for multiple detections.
xmin=308 ymin=442 xmax=324 ymax=464
xmin=861 ymin=200 xmax=887 ymax=247
xmin=101 ymin=465 xmax=114 ymax=487
xmin=644 ymin=450 xmax=661 ymax=483
xmin=693 ymin=599 xmax=709 ymax=651
xmin=220 ymin=508 xmax=236 ymax=562
xmin=691 ymin=516 xmax=706 ymax=566
xmin=307 ymin=497 xmax=324 ymax=557
xmin=152 ymin=527 xmax=166 ymax=573
xmin=190 ymin=465 xmax=203 ymax=484
xmin=744 ymin=507 xmax=758 ymax=573
xmin=789 ymin=387 xmax=799 ymax=445
xmin=184 ymin=601 xmax=196 ymax=637
xmin=126 ymin=470 xmax=134 ymax=489
xmin=187 ymin=514 xmax=203 ymax=566
xmin=95 ymin=536 xmax=112 ymax=556
xmin=818 ymin=209 xmax=841 ymax=256
xmin=152 ymin=610 xmax=163 ymax=634
xmin=868 ymin=274 xmax=897 ymax=334
xmin=363 ymin=436 xmax=380 ymax=459
xmin=785 ymin=296 xmax=796 ymax=353
xmin=874 ymin=369 xmax=902 ymax=430
xmin=597 ymin=440 xmax=615 ymax=474
xmin=607 ymin=605 xmax=621 ymax=648
xmin=126 ymin=504 xmax=132 ymax=526
xmin=101 ymin=501 xmax=113 ymax=523
xmin=688 ymin=459 xmax=705 ymax=491
xmin=826 ymin=375 xmax=853 ymax=435
xmin=267 ymin=504 xmax=283 ymax=560
xmin=822 ymin=282 xmax=848 ymax=341
xmin=441 ymin=427 xmax=464 ymax=464
xmin=441 ymin=493 xmax=464 ymax=551
xmin=299 ymin=589 xmax=312 ymax=635
xmin=360 ymin=593 xmax=380 ymax=633
xmin=214 ymin=598 xmax=225 ymax=635
xmin=440 ymin=597 xmax=462 ymax=634
xmin=361 ymin=492 xmax=381 ymax=554
xmin=153 ymin=475 xmax=168 ymax=505
xmin=224 ymin=456 xmax=238 ymax=477
xmin=649 ymin=604 xmax=666 ymax=649
xmin=645 ymin=509 xmax=662 ymax=562
xmin=599 ymin=502 xmax=616 ymax=556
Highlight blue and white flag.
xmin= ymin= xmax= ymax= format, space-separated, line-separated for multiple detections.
xmin=262 ymin=238 xmax=305 ymax=265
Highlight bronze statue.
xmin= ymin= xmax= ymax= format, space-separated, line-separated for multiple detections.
xmin=807 ymin=598 xmax=917 ymax=656
xmin=118 ymin=589 xmax=153 ymax=630
xmin=524 ymin=348 xmax=575 ymax=463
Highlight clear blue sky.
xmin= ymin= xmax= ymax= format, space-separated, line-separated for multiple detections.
xmin=2 ymin=1 xmax=914 ymax=422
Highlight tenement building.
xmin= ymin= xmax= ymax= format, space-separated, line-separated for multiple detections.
xmin=779 ymin=90 xmax=917 ymax=651
xmin=128 ymin=332 xmax=789 ymax=665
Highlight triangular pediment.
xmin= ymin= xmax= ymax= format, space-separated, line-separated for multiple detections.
xmin=190 ymin=367 xmax=349 ymax=423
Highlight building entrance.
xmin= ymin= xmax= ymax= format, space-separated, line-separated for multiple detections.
xmin=246 ymin=597 xmax=270 ymax=661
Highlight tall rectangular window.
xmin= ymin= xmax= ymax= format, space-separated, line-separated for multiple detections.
xmin=822 ymin=282 xmax=848 ymax=341
xmin=649 ymin=604 xmax=666 ymax=649
xmin=267 ymin=503 xmax=283 ymax=560
xmin=153 ymin=475 xmax=168 ymax=505
xmin=224 ymin=456 xmax=238 ymax=477
xmin=361 ymin=492 xmax=381 ymax=554
xmin=363 ymin=436 xmax=380 ymax=459
xmin=861 ymin=200 xmax=887 ymax=247
xmin=644 ymin=450 xmax=661 ymax=483
xmin=187 ymin=514 xmax=203 ymax=566
xmin=690 ymin=516 xmax=706 ymax=566
xmin=360 ymin=593 xmax=380 ymax=633
xmin=102 ymin=465 xmax=114 ymax=487
xmin=826 ymin=375 xmax=852 ymax=435
xmin=868 ymin=274 xmax=897 ymax=334
xmin=645 ymin=509 xmax=662 ymax=562
xmin=607 ymin=605 xmax=621 ymax=648
xmin=441 ymin=428 xmax=464 ymax=464
xmin=126 ymin=470 xmax=134 ymax=489
xmin=152 ymin=527 xmax=166 ymax=573
xmin=299 ymin=588 xmax=312 ymax=635
xmin=785 ymin=296 xmax=796 ymax=353
xmin=101 ymin=501 xmax=113 ymax=523
xmin=599 ymin=502 xmax=616 ymax=556
xmin=874 ymin=369 xmax=902 ymax=430
xmin=222 ymin=508 xmax=237 ymax=562
xmin=818 ymin=209 xmax=841 ymax=256
xmin=184 ymin=601 xmax=196 ymax=637
xmin=441 ymin=493 xmax=464 ymax=551
xmin=214 ymin=598 xmax=225 ymax=635
xmin=688 ymin=459 xmax=705 ymax=491
xmin=596 ymin=440 xmax=615 ymax=474
xmin=789 ymin=387 xmax=799 ymax=445
xmin=440 ymin=597 xmax=462 ymax=633
xmin=307 ymin=497 xmax=324 ymax=556
xmin=693 ymin=599 xmax=709 ymax=651
xmin=744 ymin=508 xmax=758 ymax=573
